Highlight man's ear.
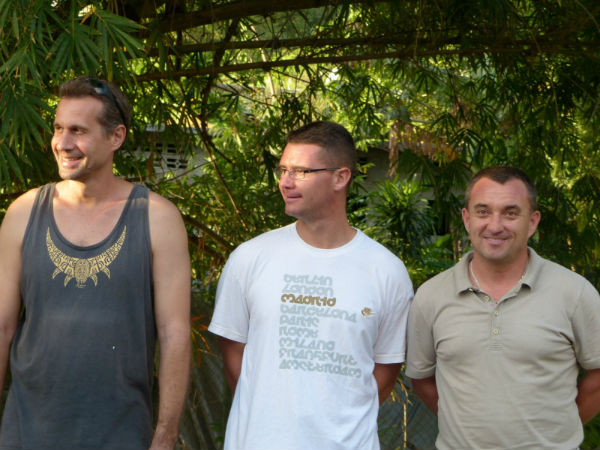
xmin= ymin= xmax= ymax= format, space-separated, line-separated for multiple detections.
xmin=528 ymin=210 xmax=541 ymax=238
xmin=333 ymin=167 xmax=352 ymax=192
xmin=110 ymin=124 xmax=127 ymax=151
xmin=461 ymin=207 xmax=470 ymax=233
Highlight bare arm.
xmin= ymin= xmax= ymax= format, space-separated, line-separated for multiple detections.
xmin=410 ymin=375 xmax=438 ymax=415
xmin=148 ymin=194 xmax=192 ymax=450
xmin=219 ymin=337 xmax=245 ymax=393
xmin=373 ymin=363 xmax=402 ymax=405
xmin=577 ymin=368 xmax=600 ymax=424
xmin=0 ymin=191 xmax=36 ymax=394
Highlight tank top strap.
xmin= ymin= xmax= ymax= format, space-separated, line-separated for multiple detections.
xmin=22 ymin=183 xmax=55 ymax=249
xmin=123 ymin=184 xmax=151 ymax=253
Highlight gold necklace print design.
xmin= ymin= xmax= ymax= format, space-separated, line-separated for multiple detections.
xmin=46 ymin=226 xmax=126 ymax=288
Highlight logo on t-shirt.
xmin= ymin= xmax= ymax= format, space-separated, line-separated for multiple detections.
xmin=361 ymin=307 xmax=374 ymax=317
xmin=278 ymin=272 xmax=362 ymax=378
xmin=46 ymin=226 xmax=126 ymax=288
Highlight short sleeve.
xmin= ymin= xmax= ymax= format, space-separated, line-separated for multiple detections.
xmin=572 ymin=279 xmax=600 ymax=370
xmin=373 ymin=267 xmax=413 ymax=364
xmin=208 ymin=252 xmax=250 ymax=343
xmin=405 ymin=289 xmax=437 ymax=379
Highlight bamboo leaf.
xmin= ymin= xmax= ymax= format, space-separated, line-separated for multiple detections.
xmin=10 ymin=8 xmax=19 ymax=39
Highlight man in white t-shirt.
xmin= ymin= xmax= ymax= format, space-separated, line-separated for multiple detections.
xmin=209 ymin=121 xmax=413 ymax=450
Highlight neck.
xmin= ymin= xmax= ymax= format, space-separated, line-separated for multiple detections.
xmin=295 ymin=217 xmax=356 ymax=249
xmin=56 ymin=177 xmax=128 ymax=206
xmin=470 ymin=250 xmax=529 ymax=301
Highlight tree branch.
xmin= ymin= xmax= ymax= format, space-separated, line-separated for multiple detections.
xmin=145 ymin=0 xmax=393 ymax=34
xmin=144 ymin=33 xmax=598 ymax=57
xmin=192 ymin=18 xmax=252 ymax=232
xmin=187 ymin=233 xmax=225 ymax=261
xmin=137 ymin=45 xmax=599 ymax=81
xmin=182 ymin=214 xmax=234 ymax=252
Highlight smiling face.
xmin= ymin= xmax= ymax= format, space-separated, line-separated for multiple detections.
xmin=278 ymin=142 xmax=340 ymax=223
xmin=51 ymin=97 xmax=124 ymax=182
xmin=462 ymin=177 xmax=541 ymax=267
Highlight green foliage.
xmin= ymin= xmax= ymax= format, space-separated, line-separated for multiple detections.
xmin=367 ymin=177 xmax=435 ymax=259
xmin=2 ymin=0 xmax=600 ymax=447
xmin=359 ymin=176 xmax=455 ymax=287
xmin=0 ymin=0 xmax=142 ymax=195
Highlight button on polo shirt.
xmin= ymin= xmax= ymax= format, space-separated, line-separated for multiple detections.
xmin=470 ymin=282 xmax=523 ymax=349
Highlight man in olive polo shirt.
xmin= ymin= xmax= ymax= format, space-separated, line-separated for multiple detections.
xmin=406 ymin=166 xmax=600 ymax=450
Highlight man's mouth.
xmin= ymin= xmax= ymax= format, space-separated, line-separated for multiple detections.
xmin=59 ymin=154 xmax=83 ymax=167
xmin=285 ymin=193 xmax=301 ymax=201
xmin=483 ymin=236 xmax=509 ymax=244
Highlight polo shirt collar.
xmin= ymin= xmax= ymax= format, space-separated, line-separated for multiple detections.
xmin=454 ymin=252 xmax=475 ymax=295
xmin=454 ymin=247 xmax=543 ymax=296
xmin=521 ymin=247 xmax=543 ymax=288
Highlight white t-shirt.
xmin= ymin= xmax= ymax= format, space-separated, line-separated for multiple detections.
xmin=209 ymin=223 xmax=413 ymax=450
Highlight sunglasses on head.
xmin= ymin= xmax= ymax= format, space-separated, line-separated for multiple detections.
xmin=86 ymin=78 xmax=127 ymax=127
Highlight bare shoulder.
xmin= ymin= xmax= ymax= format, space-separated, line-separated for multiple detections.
xmin=1 ymin=188 xmax=39 ymax=233
xmin=147 ymin=190 xmax=187 ymax=249
xmin=0 ymin=188 xmax=40 ymax=263
xmin=147 ymin=190 xmax=185 ymax=225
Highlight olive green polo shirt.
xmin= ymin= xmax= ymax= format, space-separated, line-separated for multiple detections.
xmin=406 ymin=248 xmax=600 ymax=450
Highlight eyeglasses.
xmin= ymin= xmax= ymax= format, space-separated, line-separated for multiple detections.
xmin=275 ymin=167 xmax=339 ymax=180
xmin=86 ymin=78 xmax=127 ymax=127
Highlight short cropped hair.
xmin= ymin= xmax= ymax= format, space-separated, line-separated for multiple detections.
xmin=287 ymin=121 xmax=357 ymax=176
xmin=58 ymin=77 xmax=131 ymax=137
xmin=465 ymin=166 xmax=537 ymax=210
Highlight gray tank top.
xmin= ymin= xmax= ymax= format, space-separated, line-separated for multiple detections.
xmin=0 ymin=183 xmax=155 ymax=450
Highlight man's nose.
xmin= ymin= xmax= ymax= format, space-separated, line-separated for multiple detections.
xmin=487 ymin=213 xmax=503 ymax=231
xmin=279 ymin=171 xmax=295 ymax=188
xmin=55 ymin=132 xmax=74 ymax=151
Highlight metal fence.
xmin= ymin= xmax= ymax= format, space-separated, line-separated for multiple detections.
xmin=378 ymin=376 xmax=437 ymax=450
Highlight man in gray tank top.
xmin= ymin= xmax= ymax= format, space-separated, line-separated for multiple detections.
xmin=0 ymin=78 xmax=191 ymax=449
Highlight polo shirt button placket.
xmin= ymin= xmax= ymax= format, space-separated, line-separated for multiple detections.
xmin=491 ymin=306 xmax=501 ymax=340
